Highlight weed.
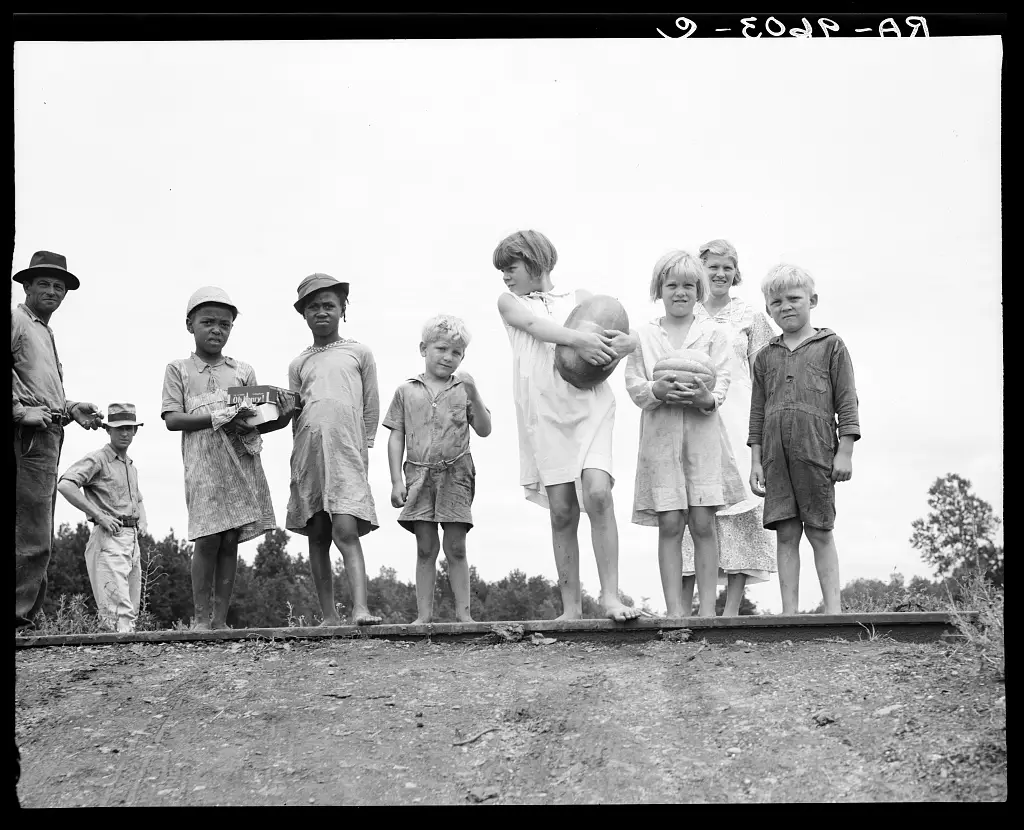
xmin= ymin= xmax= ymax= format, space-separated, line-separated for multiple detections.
xmin=944 ymin=571 xmax=1004 ymax=680
xmin=22 ymin=595 xmax=104 ymax=636
xmin=857 ymin=622 xmax=895 ymax=644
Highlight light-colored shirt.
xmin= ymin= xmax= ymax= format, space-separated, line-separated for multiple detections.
xmin=60 ymin=444 xmax=148 ymax=532
xmin=11 ymin=303 xmax=78 ymax=423
xmin=382 ymin=375 xmax=481 ymax=464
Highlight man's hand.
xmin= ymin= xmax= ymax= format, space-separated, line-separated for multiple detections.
xmin=20 ymin=406 xmax=52 ymax=429
xmin=71 ymin=402 xmax=103 ymax=429
xmin=391 ymin=481 xmax=408 ymax=508
xmin=750 ymin=462 xmax=766 ymax=497
xmin=96 ymin=513 xmax=122 ymax=534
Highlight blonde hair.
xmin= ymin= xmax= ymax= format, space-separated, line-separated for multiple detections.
xmin=421 ymin=314 xmax=472 ymax=347
xmin=650 ymin=250 xmax=708 ymax=302
xmin=761 ymin=263 xmax=816 ymax=300
xmin=699 ymin=238 xmax=742 ymax=286
xmin=492 ymin=230 xmax=558 ymax=278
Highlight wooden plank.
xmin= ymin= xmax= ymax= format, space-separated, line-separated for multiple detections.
xmin=13 ymin=611 xmax=972 ymax=649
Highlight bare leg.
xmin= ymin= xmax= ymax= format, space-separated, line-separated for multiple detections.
xmin=413 ymin=522 xmax=441 ymax=624
xmin=775 ymin=518 xmax=803 ymax=615
xmin=211 ymin=529 xmax=239 ymax=629
xmin=681 ymin=575 xmax=696 ymax=617
xmin=688 ymin=506 xmax=720 ymax=617
xmin=442 ymin=523 xmax=474 ymax=622
xmin=190 ymin=533 xmax=220 ymax=630
xmin=546 ymin=483 xmax=582 ymax=620
xmin=804 ymin=526 xmax=841 ymax=615
xmin=657 ymin=510 xmax=688 ymax=616
xmin=307 ymin=513 xmax=342 ymax=625
xmin=332 ymin=514 xmax=381 ymax=625
xmin=582 ymin=468 xmax=640 ymax=622
xmin=723 ymin=572 xmax=748 ymax=617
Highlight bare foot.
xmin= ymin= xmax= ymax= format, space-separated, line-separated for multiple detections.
xmin=211 ymin=620 xmax=232 ymax=630
xmin=665 ymin=606 xmax=690 ymax=618
xmin=455 ymin=616 xmax=476 ymax=623
xmin=410 ymin=617 xmax=432 ymax=625
xmin=603 ymin=602 xmax=642 ymax=622
xmin=193 ymin=621 xmax=212 ymax=632
xmin=318 ymin=616 xmax=343 ymax=627
xmin=553 ymin=611 xmax=583 ymax=622
xmin=351 ymin=610 xmax=382 ymax=626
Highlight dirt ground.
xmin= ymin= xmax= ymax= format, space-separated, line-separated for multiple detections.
xmin=15 ymin=634 xmax=1006 ymax=805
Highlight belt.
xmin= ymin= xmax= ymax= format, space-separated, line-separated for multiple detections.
xmin=406 ymin=449 xmax=469 ymax=470
xmin=91 ymin=515 xmax=139 ymax=527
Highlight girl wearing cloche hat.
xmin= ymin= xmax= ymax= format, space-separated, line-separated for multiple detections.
xmin=286 ymin=273 xmax=382 ymax=626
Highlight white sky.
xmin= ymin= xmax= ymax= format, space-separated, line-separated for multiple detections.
xmin=13 ymin=37 xmax=1002 ymax=614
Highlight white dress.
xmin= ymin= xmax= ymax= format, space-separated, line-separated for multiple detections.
xmin=680 ymin=298 xmax=777 ymax=583
xmin=502 ymin=289 xmax=616 ymax=511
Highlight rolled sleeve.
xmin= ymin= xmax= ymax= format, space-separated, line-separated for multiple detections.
xmin=624 ymin=340 xmax=662 ymax=411
xmin=831 ymin=338 xmax=861 ymax=441
xmin=60 ymin=454 xmax=102 ymax=488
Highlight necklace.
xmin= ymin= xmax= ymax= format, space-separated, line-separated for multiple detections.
xmin=304 ymin=338 xmax=353 ymax=354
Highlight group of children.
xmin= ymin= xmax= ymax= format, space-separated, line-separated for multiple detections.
xmin=58 ymin=230 xmax=859 ymax=632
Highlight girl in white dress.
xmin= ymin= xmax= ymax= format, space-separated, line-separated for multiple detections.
xmin=495 ymin=230 xmax=641 ymax=622
xmin=680 ymin=239 xmax=778 ymax=615
xmin=625 ymin=251 xmax=746 ymax=617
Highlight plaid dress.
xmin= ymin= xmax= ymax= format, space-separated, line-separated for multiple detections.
xmin=161 ymin=354 xmax=276 ymax=542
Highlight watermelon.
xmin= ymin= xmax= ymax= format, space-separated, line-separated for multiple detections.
xmin=554 ymin=294 xmax=630 ymax=390
xmin=652 ymin=349 xmax=716 ymax=389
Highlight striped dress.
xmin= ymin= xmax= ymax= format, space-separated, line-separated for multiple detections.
xmin=160 ymin=353 xmax=276 ymax=543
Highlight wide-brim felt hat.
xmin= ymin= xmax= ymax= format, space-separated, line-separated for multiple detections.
xmin=12 ymin=250 xmax=80 ymax=290
xmin=294 ymin=273 xmax=349 ymax=314
xmin=102 ymin=402 xmax=143 ymax=428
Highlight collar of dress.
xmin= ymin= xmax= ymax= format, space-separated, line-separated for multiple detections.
xmin=190 ymin=352 xmax=236 ymax=372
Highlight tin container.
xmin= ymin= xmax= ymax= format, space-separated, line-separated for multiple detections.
xmin=226 ymin=385 xmax=287 ymax=429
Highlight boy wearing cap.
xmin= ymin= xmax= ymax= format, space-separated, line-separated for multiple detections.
xmin=12 ymin=250 xmax=104 ymax=629
xmin=58 ymin=404 xmax=149 ymax=632
xmin=162 ymin=287 xmax=294 ymax=630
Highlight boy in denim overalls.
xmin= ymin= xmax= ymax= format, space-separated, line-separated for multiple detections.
xmin=747 ymin=264 xmax=860 ymax=615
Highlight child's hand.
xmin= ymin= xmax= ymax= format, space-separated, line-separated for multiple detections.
xmin=652 ymin=378 xmax=677 ymax=402
xmin=602 ymin=329 xmax=637 ymax=358
xmin=750 ymin=463 xmax=766 ymax=497
xmin=227 ymin=405 xmax=257 ymax=434
xmin=673 ymin=378 xmax=715 ymax=410
xmin=575 ymin=332 xmax=617 ymax=366
xmin=455 ymin=371 xmax=477 ymax=393
xmin=831 ymin=449 xmax=853 ymax=483
xmin=391 ymin=481 xmax=407 ymax=508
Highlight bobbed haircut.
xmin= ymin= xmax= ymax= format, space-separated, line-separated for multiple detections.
xmin=761 ymin=263 xmax=816 ymax=300
xmin=421 ymin=314 xmax=472 ymax=347
xmin=699 ymin=238 xmax=742 ymax=286
xmin=650 ymin=250 xmax=709 ymax=303
xmin=188 ymin=302 xmax=239 ymax=323
xmin=492 ymin=230 xmax=558 ymax=278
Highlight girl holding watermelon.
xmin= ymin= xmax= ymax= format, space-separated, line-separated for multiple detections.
xmin=624 ymin=250 xmax=746 ymax=617
xmin=494 ymin=229 xmax=642 ymax=623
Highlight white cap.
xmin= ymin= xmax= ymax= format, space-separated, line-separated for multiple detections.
xmin=186 ymin=286 xmax=239 ymax=318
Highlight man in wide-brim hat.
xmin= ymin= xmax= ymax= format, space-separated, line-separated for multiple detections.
xmin=58 ymin=403 xmax=149 ymax=634
xmin=12 ymin=250 xmax=104 ymax=630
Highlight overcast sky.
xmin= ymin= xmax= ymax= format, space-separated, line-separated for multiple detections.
xmin=13 ymin=37 xmax=1002 ymax=614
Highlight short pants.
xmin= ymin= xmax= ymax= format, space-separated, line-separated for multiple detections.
xmin=398 ymin=453 xmax=475 ymax=532
xmin=762 ymin=437 xmax=836 ymax=531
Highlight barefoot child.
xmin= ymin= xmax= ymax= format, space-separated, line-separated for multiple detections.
xmin=495 ymin=229 xmax=640 ymax=622
xmin=57 ymin=403 xmax=149 ymax=632
xmin=625 ymin=251 xmax=746 ymax=617
xmin=748 ymin=264 xmax=860 ymax=615
xmin=286 ymin=273 xmax=382 ymax=626
xmin=384 ymin=314 xmax=492 ymax=623
xmin=162 ymin=288 xmax=284 ymax=630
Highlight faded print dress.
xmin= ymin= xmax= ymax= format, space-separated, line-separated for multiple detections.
xmin=161 ymin=353 xmax=276 ymax=543
xmin=286 ymin=339 xmax=380 ymax=537
xmin=502 ymin=288 xmax=616 ymax=511
xmin=682 ymin=299 xmax=777 ymax=582
xmin=625 ymin=316 xmax=746 ymax=525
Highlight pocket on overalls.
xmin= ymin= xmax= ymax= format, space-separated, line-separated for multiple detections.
xmin=806 ymin=364 xmax=831 ymax=395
